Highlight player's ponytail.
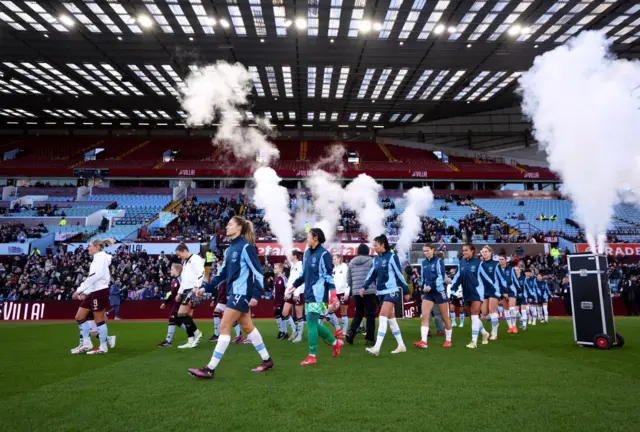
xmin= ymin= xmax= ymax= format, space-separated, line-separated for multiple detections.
xmin=232 ymin=215 xmax=256 ymax=245
xmin=91 ymin=238 xmax=115 ymax=250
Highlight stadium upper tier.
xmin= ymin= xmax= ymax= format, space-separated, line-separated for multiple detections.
xmin=0 ymin=138 xmax=556 ymax=180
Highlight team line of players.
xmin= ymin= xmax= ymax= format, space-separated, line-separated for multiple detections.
xmin=70 ymin=216 xmax=553 ymax=378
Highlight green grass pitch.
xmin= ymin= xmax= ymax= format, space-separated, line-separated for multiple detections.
xmin=1 ymin=318 xmax=640 ymax=432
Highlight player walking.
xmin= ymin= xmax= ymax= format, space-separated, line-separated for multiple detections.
xmin=449 ymin=244 xmax=492 ymax=349
xmin=514 ymin=266 xmax=528 ymax=330
xmin=414 ymin=244 xmax=452 ymax=349
xmin=497 ymin=254 xmax=520 ymax=334
xmin=71 ymin=238 xmax=115 ymax=355
xmin=479 ymin=246 xmax=505 ymax=341
xmin=158 ymin=263 xmax=186 ymax=347
xmin=524 ymin=269 xmax=539 ymax=326
xmin=188 ymin=216 xmax=273 ymax=379
xmin=174 ymin=243 xmax=205 ymax=349
xmin=273 ymin=263 xmax=290 ymax=339
xmin=333 ymin=254 xmax=350 ymax=337
xmin=361 ymin=235 xmax=410 ymax=357
xmin=537 ymin=274 xmax=552 ymax=323
xmin=291 ymin=228 xmax=344 ymax=366
xmin=284 ymin=250 xmax=305 ymax=343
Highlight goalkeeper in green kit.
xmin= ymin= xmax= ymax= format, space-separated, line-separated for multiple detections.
xmin=291 ymin=228 xmax=344 ymax=366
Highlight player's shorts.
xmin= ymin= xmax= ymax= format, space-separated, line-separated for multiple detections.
xmin=169 ymin=301 xmax=180 ymax=319
xmin=285 ymin=293 xmax=304 ymax=306
xmin=214 ymin=303 xmax=226 ymax=312
xmin=181 ymin=289 xmax=201 ymax=308
xmin=378 ymin=291 xmax=400 ymax=304
xmin=483 ymin=288 xmax=501 ymax=300
xmin=516 ymin=297 xmax=526 ymax=306
xmin=527 ymin=297 xmax=538 ymax=305
xmin=80 ymin=288 xmax=109 ymax=311
xmin=450 ymin=296 xmax=464 ymax=308
xmin=216 ymin=289 xmax=228 ymax=306
xmin=336 ymin=293 xmax=350 ymax=305
xmin=227 ymin=293 xmax=251 ymax=313
xmin=540 ymin=297 xmax=549 ymax=304
xmin=423 ymin=291 xmax=448 ymax=305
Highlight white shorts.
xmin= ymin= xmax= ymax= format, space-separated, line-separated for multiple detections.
xmin=214 ymin=303 xmax=226 ymax=312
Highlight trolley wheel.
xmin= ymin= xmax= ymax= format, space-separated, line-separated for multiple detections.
xmin=594 ymin=333 xmax=612 ymax=350
xmin=615 ymin=332 xmax=625 ymax=348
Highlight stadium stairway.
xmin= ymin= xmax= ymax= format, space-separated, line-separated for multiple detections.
xmin=511 ymin=162 xmax=527 ymax=174
xmin=378 ymin=143 xmax=396 ymax=161
xmin=447 ymin=163 xmax=460 ymax=172
xmin=116 ymin=140 xmax=150 ymax=160
xmin=471 ymin=202 xmax=520 ymax=235
xmin=299 ymin=141 xmax=308 ymax=161
xmin=68 ymin=140 xmax=105 ymax=169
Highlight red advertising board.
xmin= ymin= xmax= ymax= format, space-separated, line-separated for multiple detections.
xmin=0 ymin=298 xmax=607 ymax=321
xmin=576 ymin=243 xmax=640 ymax=256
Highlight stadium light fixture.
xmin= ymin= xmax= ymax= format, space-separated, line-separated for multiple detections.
xmin=137 ymin=15 xmax=153 ymax=28
xmin=359 ymin=20 xmax=372 ymax=32
xmin=373 ymin=22 xmax=382 ymax=31
xmin=220 ymin=19 xmax=230 ymax=28
xmin=508 ymin=25 xmax=521 ymax=36
xmin=207 ymin=17 xmax=216 ymax=26
xmin=521 ymin=27 xmax=530 ymax=34
xmin=59 ymin=15 xmax=74 ymax=27
xmin=447 ymin=25 xmax=456 ymax=33
xmin=434 ymin=24 xmax=445 ymax=34
xmin=260 ymin=38 xmax=264 ymax=43
xmin=284 ymin=19 xmax=292 ymax=28
xmin=330 ymin=38 xmax=334 ymax=43
xmin=295 ymin=18 xmax=306 ymax=29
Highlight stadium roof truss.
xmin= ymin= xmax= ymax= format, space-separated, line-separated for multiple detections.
xmin=0 ymin=0 xmax=637 ymax=130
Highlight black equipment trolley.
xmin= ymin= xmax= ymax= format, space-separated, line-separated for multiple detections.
xmin=567 ymin=254 xmax=623 ymax=349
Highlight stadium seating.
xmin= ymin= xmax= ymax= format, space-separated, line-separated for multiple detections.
xmin=474 ymin=199 xmax=580 ymax=234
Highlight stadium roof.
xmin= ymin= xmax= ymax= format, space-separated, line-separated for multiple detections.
xmin=0 ymin=0 xmax=638 ymax=131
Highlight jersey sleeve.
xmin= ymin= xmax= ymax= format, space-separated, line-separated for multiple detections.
xmin=390 ymin=254 xmax=409 ymax=294
xmin=435 ymin=259 xmax=445 ymax=294
xmin=320 ymin=251 xmax=335 ymax=291
xmin=495 ymin=265 xmax=506 ymax=293
xmin=205 ymin=254 xmax=227 ymax=293
xmin=362 ymin=258 xmax=378 ymax=289
xmin=450 ymin=266 xmax=461 ymax=292
xmin=242 ymin=244 xmax=264 ymax=300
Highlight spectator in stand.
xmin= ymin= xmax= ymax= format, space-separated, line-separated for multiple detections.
xmin=107 ymin=280 xmax=123 ymax=320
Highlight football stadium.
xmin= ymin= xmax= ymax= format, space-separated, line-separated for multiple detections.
xmin=1 ymin=0 xmax=640 ymax=430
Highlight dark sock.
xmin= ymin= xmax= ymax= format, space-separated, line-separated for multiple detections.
xmin=182 ymin=315 xmax=197 ymax=338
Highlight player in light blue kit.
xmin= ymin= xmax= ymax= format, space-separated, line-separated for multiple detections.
xmin=497 ymin=254 xmax=520 ymax=334
xmin=479 ymin=246 xmax=505 ymax=340
xmin=537 ymin=273 xmax=552 ymax=323
xmin=450 ymin=244 xmax=492 ymax=349
xmin=188 ymin=216 xmax=273 ymax=379
xmin=524 ymin=269 xmax=539 ymax=326
xmin=413 ymin=244 xmax=452 ymax=349
xmin=361 ymin=234 xmax=410 ymax=356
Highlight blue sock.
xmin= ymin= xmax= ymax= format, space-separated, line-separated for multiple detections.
xmin=97 ymin=321 xmax=108 ymax=349
xmin=341 ymin=315 xmax=349 ymax=334
xmin=460 ymin=312 xmax=465 ymax=325
xmin=234 ymin=323 xmax=241 ymax=337
xmin=214 ymin=315 xmax=221 ymax=336
xmin=166 ymin=324 xmax=176 ymax=343
xmin=78 ymin=320 xmax=90 ymax=345
xmin=276 ymin=317 xmax=283 ymax=332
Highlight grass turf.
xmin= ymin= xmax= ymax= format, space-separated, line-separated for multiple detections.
xmin=1 ymin=318 xmax=640 ymax=432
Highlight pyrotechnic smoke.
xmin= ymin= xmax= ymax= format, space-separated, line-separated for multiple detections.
xmin=343 ymin=174 xmax=385 ymax=241
xmin=181 ymin=61 xmax=279 ymax=164
xmin=519 ymin=31 xmax=640 ymax=254
xmin=396 ymin=187 xmax=434 ymax=262
xmin=253 ymin=167 xmax=293 ymax=254
xmin=307 ymin=170 xmax=344 ymax=243
xmin=312 ymin=144 xmax=347 ymax=175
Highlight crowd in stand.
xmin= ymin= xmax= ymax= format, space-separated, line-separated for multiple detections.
xmin=0 ymin=222 xmax=49 ymax=243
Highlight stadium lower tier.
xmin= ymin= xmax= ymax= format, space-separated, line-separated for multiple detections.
xmin=1 ymin=298 xmax=630 ymax=321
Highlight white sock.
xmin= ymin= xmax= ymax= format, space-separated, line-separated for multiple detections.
xmin=479 ymin=319 xmax=489 ymax=337
xmin=276 ymin=317 xmax=283 ymax=332
xmin=459 ymin=312 xmax=465 ymax=327
xmin=327 ymin=313 xmax=340 ymax=330
xmin=445 ymin=328 xmax=452 ymax=342
xmin=166 ymin=324 xmax=176 ymax=343
xmin=509 ymin=307 xmax=518 ymax=328
xmin=286 ymin=316 xmax=296 ymax=333
xmin=79 ymin=321 xmax=91 ymax=345
xmin=449 ymin=311 xmax=457 ymax=326
xmin=180 ymin=324 xmax=187 ymax=332
xmin=297 ymin=320 xmax=304 ymax=336
xmin=490 ymin=312 xmax=499 ymax=336
xmin=341 ymin=315 xmax=349 ymax=334
xmin=207 ymin=334 xmax=231 ymax=370
xmin=520 ymin=308 xmax=528 ymax=328
xmin=247 ymin=329 xmax=270 ymax=361
xmin=531 ymin=306 xmax=537 ymax=324
xmin=374 ymin=316 xmax=388 ymax=351
xmin=388 ymin=318 xmax=404 ymax=347
xmin=234 ymin=323 xmax=241 ymax=337
xmin=543 ymin=305 xmax=549 ymax=321
xmin=421 ymin=325 xmax=429 ymax=343
xmin=471 ymin=315 xmax=481 ymax=344
xmin=214 ymin=315 xmax=221 ymax=335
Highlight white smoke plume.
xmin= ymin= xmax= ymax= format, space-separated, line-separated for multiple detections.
xmin=306 ymin=169 xmax=344 ymax=244
xmin=312 ymin=143 xmax=347 ymax=175
xmin=253 ymin=167 xmax=293 ymax=254
xmin=343 ymin=174 xmax=386 ymax=242
xmin=396 ymin=186 xmax=434 ymax=262
xmin=181 ymin=61 xmax=279 ymax=164
xmin=519 ymin=31 xmax=640 ymax=254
